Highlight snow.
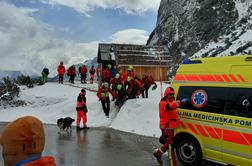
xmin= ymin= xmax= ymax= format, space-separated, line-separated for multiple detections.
xmin=192 ymin=40 xmax=226 ymax=58
xmin=0 ymin=82 xmax=169 ymax=137
xmin=235 ymin=0 xmax=252 ymax=20
xmin=190 ymin=0 xmax=252 ymax=58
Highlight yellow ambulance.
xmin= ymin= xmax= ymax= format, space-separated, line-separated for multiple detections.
xmin=171 ymin=55 xmax=252 ymax=166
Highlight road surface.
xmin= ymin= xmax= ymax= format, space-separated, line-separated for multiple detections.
xmin=0 ymin=123 xmax=221 ymax=166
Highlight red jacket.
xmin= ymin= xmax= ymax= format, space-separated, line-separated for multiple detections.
xmin=97 ymin=87 xmax=114 ymax=100
xmin=68 ymin=66 xmax=76 ymax=76
xmin=125 ymin=78 xmax=142 ymax=97
xmin=110 ymin=77 xmax=123 ymax=86
xmin=76 ymin=92 xmax=87 ymax=112
xmin=142 ymin=75 xmax=155 ymax=86
xmin=96 ymin=67 xmax=100 ymax=76
xmin=57 ymin=65 xmax=65 ymax=75
xmin=127 ymin=70 xmax=134 ymax=78
xmin=80 ymin=66 xmax=87 ymax=74
xmin=102 ymin=68 xmax=111 ymax=80
xmin=134 ymin=79 xmax=142 ymax=96
xmin=159 ymin=98 xmax=181 ymax=129
xmin=122 ymin=71 xmax=134 ymax=82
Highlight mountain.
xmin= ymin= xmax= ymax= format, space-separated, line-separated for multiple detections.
xmin=147 ymin=0 xmax=252 ymax=60
xmin=83 ymin=57 xmax=98 ymax=71
xmin=0 ymin=70 xmax=25 ymax=80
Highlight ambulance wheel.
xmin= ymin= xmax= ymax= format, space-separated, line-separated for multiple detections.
xmin=175 ymin=136 xmax=202 ymax=166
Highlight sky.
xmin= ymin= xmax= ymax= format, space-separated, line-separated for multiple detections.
xmin=0 ymin=0 xmax=161 ymax=75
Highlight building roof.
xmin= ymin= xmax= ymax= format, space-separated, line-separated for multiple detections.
xmin=97 ymin=43 xmax=172 ymax=67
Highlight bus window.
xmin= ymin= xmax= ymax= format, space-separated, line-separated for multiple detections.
xmin=177 ymin=86 xmax=226 ymax=114
xmin=225 ymin=88 xmax=252 ymax=118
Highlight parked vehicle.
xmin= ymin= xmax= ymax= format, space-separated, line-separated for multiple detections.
xmin=172 ymin=55 xmax=252 ymax=166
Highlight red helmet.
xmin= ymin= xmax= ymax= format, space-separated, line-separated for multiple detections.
xmin=164 ymin=87 xmax=175 ymax=97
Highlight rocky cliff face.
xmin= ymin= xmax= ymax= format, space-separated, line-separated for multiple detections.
xmin=148 ymin=0 xmax=252 ymax=61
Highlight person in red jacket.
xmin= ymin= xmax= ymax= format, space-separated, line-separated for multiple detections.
xmin=122 ymin=65 xmax=135 ymax=82
xmin=97 ymin=82 xmax=115 ymax=117
xmin=96 ymin=66 xmax=100 ymax=81
xmin=89 ymin=65 xmax=96 ymax=84
xmin=0 ymin=116 xmax=56 ymax=166
xmin=110 ymin=73 xmax=123 ymax=97
xmin=125 ymin=76 xmax=142 ymax=99
xmin=67 ymin=65 xmax=76 ymax=84
xmin=79 ymin=65 xmax=87 ymax=83
xmin=57 ymin=61 xmax=65 ymax=84
xmin=153 ymin=87 xmax=188 ymax=165
xmin=141 ymin=74 xmax=157 ymax=98
xmin=76 ymin=88 xmax=89 ymax=131
xmin=102 ymin=64 xmax=111 ymax=83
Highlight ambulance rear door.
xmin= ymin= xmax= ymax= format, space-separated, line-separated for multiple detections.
xmin=222 ymin=65 xmax=252 ymax=165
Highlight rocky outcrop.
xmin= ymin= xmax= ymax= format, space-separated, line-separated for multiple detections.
xmin=148 ymin=0 xmax=252 ymax=61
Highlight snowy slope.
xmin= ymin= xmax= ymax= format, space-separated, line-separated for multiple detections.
xmin=0 ymin=82 xmax=168 ymax=137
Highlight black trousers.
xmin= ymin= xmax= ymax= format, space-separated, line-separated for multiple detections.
xmin=142 ymin=85 xmax=150 ymax=98
xmin=101 ymin=98 xmax=110 ymax=116
xmin=70 ymin=75 xmax=75 ymax=84
xmin=58 ymin=75 xmax=64 ymax=84
xmin=81 ymin=74 xmax=87 ymax=83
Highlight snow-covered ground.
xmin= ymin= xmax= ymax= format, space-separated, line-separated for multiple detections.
xmin=0 ymin=81 xmax=169 ymax=138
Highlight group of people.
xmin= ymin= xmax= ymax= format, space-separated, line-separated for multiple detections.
xmin=78 ymin=65 xmax=97 ymax=84
xmin=57 ymin=62 xmax=98 ymax=84
xmin=38 ymin=62 xmax=187 ymax=166
xmin=97 ymin=64 xmax=157 ymax=117
xmin=0 ymin=87 xmax=188 ymax=166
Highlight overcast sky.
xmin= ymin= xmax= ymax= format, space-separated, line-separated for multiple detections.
xmin=0 ymin=0 xmax=160 ymax=75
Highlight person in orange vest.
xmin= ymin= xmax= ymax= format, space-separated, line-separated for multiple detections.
xmin=89 ymin=65 xmax=96 ymax=84
xmin=57 ymin=61 xmax=66 ymax=84
xmin=153 ymin=87 xmax=188 ymax=165
xmin=97 ymin=82 xmax=115 ymax=117
xmin=0 ymin=116 xmax=56 ymax=166
xmin=80 ymin=65 xmax=88 ymax=83
xmin=76 ymin=88 xmax=89 ymax=131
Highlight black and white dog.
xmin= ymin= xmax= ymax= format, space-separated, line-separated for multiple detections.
xmin=57 ymin=117 xmax=75 ymax=133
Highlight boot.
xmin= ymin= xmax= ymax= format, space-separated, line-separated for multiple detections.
xmin=76 ymin=126 xmax=82 ymax=131
xmin=83 ymin=126 xmax=90 ymax=130
xmin=153 ymin=148 xmax=163 ymax=164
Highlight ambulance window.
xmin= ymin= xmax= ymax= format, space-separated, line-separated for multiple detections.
xmin=225 ymin=88 xmax=252 ymax=118
xmin=177 ymin=86 xmax=226 ymax=114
